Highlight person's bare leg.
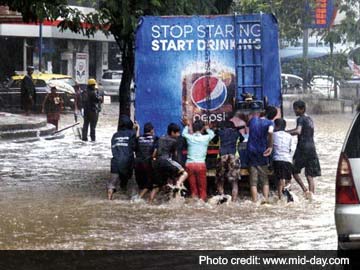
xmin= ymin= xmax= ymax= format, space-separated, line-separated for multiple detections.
xmin=139 ymin=188 xmax=148 ymax=199
xmin=107 ymin=189 xmax=114 ymax=200
xmin=217 ymin=180 xmax=224 ymax=195
xmin=293 ymin=173 xmax=307 ymax=193
xmin=306 ymin=175 xmax=315 ymax=194
xmin=250 ymin=186 xmax=258 ymax=202
xmin=231 ymin=181 xmax=238 ymax=202
xmin=176 ymin=171 xmax=188 ymax=187
xmin=278 ymin=179 xmax=285 ymax=199
xmin=263 ymin=184 xmax=269 ymax=202
xmin=285 ymin=180 xmax=292 ymax=188
xmin=149 ymin=187 xmax=159 ymax=203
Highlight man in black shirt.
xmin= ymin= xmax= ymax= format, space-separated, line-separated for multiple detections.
xmin=82 ymin=79 xmax=103 ymax=142
xmin=135 ymin=122 xmax=158 ymax=199
xmin=21 ymin=66 xmax=36 ymax=115
xmin=288 ymin=100 xmax=321 ymax=198
xmin=150 ymin=123 xmax=188 ymax=203
xmin=107 ymin=115 xmax=137 ymax=200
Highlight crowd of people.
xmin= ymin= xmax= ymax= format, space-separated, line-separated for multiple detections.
xmin=19 ymin=68 xmax=321 ymax=204
xmin=20 ymin=67 xmax=104 ymax=140
xmin=108 ymin=100 xmax=321 ymax=204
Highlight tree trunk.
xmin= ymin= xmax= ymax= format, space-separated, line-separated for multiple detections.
xmin=117 ymin=37 xmax=134 ymax=130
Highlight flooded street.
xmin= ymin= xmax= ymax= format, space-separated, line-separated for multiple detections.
xmin=0 ymin=104 xmax=355 ymax=249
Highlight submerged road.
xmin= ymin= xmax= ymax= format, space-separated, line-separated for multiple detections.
xmin=0 ymin=104 xmax=354 ymax=249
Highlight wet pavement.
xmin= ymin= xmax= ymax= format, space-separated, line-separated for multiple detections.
xmin=0 ymin=103 xmax=355 ymax=249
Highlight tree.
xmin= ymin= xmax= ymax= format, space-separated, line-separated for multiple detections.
xmin=233 ymin=0 xmax=309 ymax=42
xmin=0 ymin=0 xmax=232 ymax=128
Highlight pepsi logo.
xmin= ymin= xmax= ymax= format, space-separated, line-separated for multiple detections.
xmin=191 ymin=76 xmax=227 ymax=111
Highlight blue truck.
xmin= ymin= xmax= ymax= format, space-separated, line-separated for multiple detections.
xmin=134 ymin=14 xmax=282 ymax=175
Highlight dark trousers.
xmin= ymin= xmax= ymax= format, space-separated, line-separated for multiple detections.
xmin=135 ymin=161 xmax=153 ymax=190
xmin=82 ymin=111 xmax=99 ymax=141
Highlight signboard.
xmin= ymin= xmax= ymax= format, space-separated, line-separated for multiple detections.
xmin=75 ymin=53 xmax=88 ymax=84
xmin=306 ymin=0 xmax=336 ymax=28
xmin=135 ymin=15 xmax=281 ymax=135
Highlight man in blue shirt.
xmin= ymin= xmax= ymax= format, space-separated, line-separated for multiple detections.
xmin=247 ymin=109 xmax=274 ymax=203
xmin=182 ymin=118 xmax=215 ymax=201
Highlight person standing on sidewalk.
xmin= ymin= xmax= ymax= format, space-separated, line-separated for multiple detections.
xmin=182 ymin=118 xmax=215 ymax=201
xmin=42 ymin=85 xmax=63 ymax=131
xmin=82 ymin=79 xmax=103 ymax=142
xmin=21 ymin=66 xmax=36 ymax=115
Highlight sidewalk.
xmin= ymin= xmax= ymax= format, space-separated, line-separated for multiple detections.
xmin=0 ymin=112 xmax=56 ymax=140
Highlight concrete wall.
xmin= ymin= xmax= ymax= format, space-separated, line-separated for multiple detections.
xmin=340 ymin=83 xmax=360 ymax=100
xmin=283 ymin=95 xmax=345 ymax=114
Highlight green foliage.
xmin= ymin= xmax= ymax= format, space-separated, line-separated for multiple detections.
xmin=336 ymin=0 xmax=360 ymax=45
xmin=233 ymin=0 xmax=309 ymax=42
xmin=282 ymin=54 xmax=352 ymax=83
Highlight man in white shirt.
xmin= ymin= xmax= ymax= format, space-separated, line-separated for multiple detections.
xmin=273 ymin=118 xmax=293 ymax=200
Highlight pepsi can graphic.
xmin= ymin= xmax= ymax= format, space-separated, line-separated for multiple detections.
xmin=182 ymin=62 xmax=236 ymax=124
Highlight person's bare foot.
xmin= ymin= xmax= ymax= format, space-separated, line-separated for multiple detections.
xmin=304 ymin=191 xmax=313 ymax=201
xmin=260 ymin=199 xmax=270 ymax=205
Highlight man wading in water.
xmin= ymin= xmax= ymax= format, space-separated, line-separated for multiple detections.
xmin=287 ymin=100 xmax=321 ymax=199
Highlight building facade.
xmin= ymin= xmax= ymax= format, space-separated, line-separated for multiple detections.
xmin=0 ymin=5 xmax=120 ymax=83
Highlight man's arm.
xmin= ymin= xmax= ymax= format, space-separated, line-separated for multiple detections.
xmin=287 ymin=117 xmax=303 ymax=136
xmin=111 ymin=134 xmax=118 ymax=158
xmin=152 ymin=139 xmax=159 ymax=160
xmin=287 ymin=126 xmax=302 ymax=136
xmin=182 ymin=125 xmax=191 ymax=139
xmin=134 ymin=121 xmax=140 ymax=138
xmin=42 ymin=94 xmax=49 ymax=113
xmin=263 ymin=125 xmax=274 ymax=157
xmin=130 ymin=132 xmax=137 ymax=152
xmin=205 ymin=127 xmax=215 ymax=141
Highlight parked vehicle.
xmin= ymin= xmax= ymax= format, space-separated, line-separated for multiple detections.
xmin=281 ymin=73 xmax=305 ymax=94
xmin=0 ymin=73 xmax=75 ymax=111
xmin=311 ymin=75 xmax=341 ymax=98
xmin=99 ymin=70 xmax=123 ymax=96
xmin=335 ymin=111 xmax=360 ymax=250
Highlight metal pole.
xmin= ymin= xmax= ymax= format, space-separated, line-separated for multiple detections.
xmin=303 ymin=28 xmax=309 ymax=93
xmin=23 ymin=38 xmax=27 ymax=71
xmin=39 ymin=22 xmax=43 ymax=71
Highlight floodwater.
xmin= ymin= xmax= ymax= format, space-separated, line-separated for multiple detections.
xmin=0 ymin=104 xmax=355 ymax=249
